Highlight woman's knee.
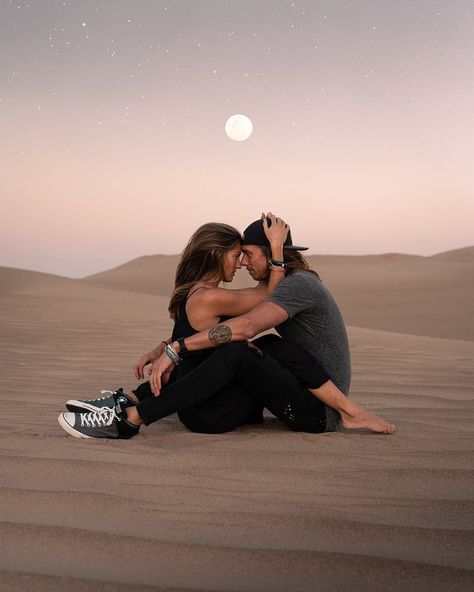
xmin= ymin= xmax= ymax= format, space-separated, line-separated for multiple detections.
xmin=212 ymin=341 xmax=256 ymax=367
xmin=217 ymin=341 xmax=248 ymax=355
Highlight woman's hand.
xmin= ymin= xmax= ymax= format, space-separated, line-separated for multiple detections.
xmin=262 ymin=212 xmax=289 ymax=249
xmin=133 ymin=342 xmax=166 ymax=380
xmin=149 ymin=353 xmax=175 ymax=396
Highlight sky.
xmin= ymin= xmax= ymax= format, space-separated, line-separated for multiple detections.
xmin=1 ymin=0 xmax=473 ymax=277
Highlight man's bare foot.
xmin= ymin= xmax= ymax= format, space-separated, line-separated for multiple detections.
xmin=341 ymin=408 xmax=395 ymax=434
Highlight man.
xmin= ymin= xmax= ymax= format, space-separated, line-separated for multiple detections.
xmin=59 ymin=216 xmax=359 ymax=438
xmin=147 ymin=217 xmax=351 ymax=433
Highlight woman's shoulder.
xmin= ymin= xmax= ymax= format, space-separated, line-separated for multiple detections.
xmin=184 ymin=284 xmax=225 ymax=312
xmin=187 ymin=286 xmax=231 ymax=308
xmin=187 ymin=284 xmax=220 ymax=301
xmin=185 ymin=285 xmax=224 ymax=329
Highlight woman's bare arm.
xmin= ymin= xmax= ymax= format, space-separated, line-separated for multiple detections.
xmin=194 ymin=214 xmax=288 ymax=318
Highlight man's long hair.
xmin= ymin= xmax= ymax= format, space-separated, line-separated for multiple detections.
xmin=168 ymin=222 xmax=242 ymax=320
xmin=261 ymin=246 xmax=320 ymax=278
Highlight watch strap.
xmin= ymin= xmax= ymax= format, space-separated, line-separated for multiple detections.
xmin=177 ymin=337 xmax=188 ymax=353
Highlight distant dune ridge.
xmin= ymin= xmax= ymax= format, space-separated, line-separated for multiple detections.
xmin=79 ymin=246 xmax=474 ymax=341
xmin=430 ymin=245 xmax=474 ymax=262
xmin=82 ymin=254 xmax=181 ymax=298
xmin=1 ymin=247 xmax=473 ymax=591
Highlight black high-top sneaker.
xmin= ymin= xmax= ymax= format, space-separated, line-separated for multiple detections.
xmin=65 ymin=388 xmax=134 ymax=413
xmin=58 ymin=398 xmax=140 ymax=440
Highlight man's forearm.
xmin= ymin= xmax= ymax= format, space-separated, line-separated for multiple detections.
xmin=171 ymin=302 xmax=289 ymax=355
xmin=174 ymin=316 xmax=255 ymax=353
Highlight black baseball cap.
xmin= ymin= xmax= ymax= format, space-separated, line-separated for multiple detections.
xmin=241 ymin=218 xmax=308 ymax=251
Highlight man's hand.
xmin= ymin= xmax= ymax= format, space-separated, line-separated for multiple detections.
xmin=262 ymin=212 xmax=289 ymax=247
xmin=149 ymin=352 xmax=175 ymax=396
xmin=133 ymin=342 xmax=167 ymax=380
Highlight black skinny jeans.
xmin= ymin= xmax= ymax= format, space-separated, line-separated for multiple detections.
xmin=135 ymin=335 xmax=330 ymax=434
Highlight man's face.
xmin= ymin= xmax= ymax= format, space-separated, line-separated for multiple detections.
xmin=241 ymin=245 xmax=269 ymax=281
xmin=222 ymin=244 xmax=242 ymax=282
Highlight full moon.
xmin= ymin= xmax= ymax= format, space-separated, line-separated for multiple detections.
xmin=225 ymin=114 xmax=253 ymax=142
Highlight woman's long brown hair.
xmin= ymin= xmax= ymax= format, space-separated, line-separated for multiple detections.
xmin=168 ymin=222 xmax=242 ymax=320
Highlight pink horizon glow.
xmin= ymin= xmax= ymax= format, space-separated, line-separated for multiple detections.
xmin=1 ymin=1 xmax=472 ymax=277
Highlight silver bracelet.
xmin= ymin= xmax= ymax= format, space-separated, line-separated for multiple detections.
xmin=164 ymin=344 xmax=182 ymax=365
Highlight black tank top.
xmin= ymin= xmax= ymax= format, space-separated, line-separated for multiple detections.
xmin=171 ymin=288 xmax=205 ymax=342
xmin=171 ymin=288 xmax=228 ymax=374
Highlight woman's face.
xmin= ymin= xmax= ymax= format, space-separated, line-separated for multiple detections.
xmin=222 ymin=243 xmax=242 ymax=282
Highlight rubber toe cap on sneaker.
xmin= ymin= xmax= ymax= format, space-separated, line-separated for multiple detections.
xmin=59 ymin=412 xmax=74 ymax=427
xmin=58 ymin=412 xmax=91 ymax=439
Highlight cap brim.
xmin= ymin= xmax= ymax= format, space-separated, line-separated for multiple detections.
xmin=284 ymin=245 xmax=309 ymax=251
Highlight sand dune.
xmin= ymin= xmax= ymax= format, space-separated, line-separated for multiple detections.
xmin=0 ymin=265 xmax=473 ymax=591
xmin=79 ymin=248 xmax=474 ymax=341
xmin=82 ymin=254 xmax=181 ymax=298
xmin=430 ymin=246 xmax=474 ymax=262
xmin=0 ymin=267 xmax=76 ymax=296
xmin=304 ymin=253 xmax=474 ymax=341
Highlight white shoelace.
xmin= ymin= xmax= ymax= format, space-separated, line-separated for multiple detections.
xmin=80 ymin=409 xmax=116 ymax=428
xmin=89 ymin=389 xmax=115 ymax=402
xmin=79 ymin=389 xmax=115 ymax=404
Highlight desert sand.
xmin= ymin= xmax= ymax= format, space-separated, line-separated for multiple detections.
xmin=1 ymin=249 xmax=473 ymax=591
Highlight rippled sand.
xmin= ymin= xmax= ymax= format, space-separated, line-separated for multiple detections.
xmin=1 ymin=256 xmax=473 ymax=592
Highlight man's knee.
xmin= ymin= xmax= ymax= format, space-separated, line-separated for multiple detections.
xmin=252 ymin=334 xmax=281 ymax=351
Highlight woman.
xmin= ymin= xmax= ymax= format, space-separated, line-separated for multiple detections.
xmin=133 ymin=215 xmax=291 ymax=433
xmin=58 ymin=215 xmax=394 ymax=438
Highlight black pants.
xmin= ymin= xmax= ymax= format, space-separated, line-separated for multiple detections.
xmin=134 ymin=335 xmax=330 ymax=434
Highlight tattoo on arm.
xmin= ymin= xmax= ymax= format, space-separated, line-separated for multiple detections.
xmin=208 ymin=324 xmax=232 ymax=346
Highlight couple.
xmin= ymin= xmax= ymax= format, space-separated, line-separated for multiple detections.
xmin=58 ymin=213 xmax=394 ymax=438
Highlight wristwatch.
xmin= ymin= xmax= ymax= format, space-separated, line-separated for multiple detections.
xmin=177 ymin=337 xmax=188 ymax=353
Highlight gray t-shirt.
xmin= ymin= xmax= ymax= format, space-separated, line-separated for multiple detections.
xmin=266 ymin=270 xmax=351 ymax=431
